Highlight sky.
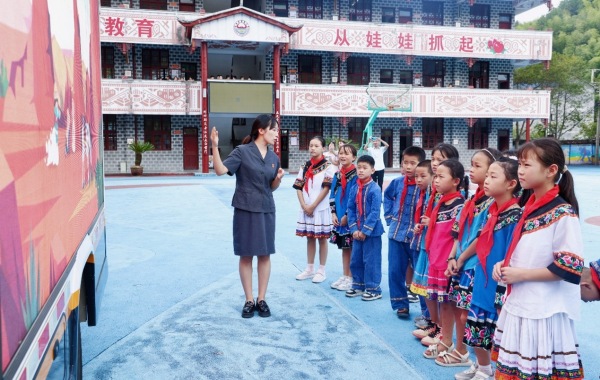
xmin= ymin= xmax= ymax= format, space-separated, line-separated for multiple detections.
xmin=515 ymin=0 xmax=565 ymax=23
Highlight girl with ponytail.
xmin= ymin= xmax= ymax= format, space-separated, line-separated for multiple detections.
xmin=491 ymin=138 xmax=584 ymax=380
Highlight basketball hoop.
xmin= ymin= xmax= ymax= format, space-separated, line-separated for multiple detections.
xmin=366 ymin=83 xmax=413 ymax=112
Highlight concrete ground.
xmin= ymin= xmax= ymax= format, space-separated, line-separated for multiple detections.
xmin=82 ymin=166 xmax=600 ymax=380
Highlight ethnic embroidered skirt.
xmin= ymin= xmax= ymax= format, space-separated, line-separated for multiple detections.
xmin=296 ymin=209 xmax=332 ymax=239
xmin=493 ymin=310 xmax=584 ymax=380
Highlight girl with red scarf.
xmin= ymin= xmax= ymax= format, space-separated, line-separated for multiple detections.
xmin=294 ymin=136 xmax=337 ymax=284
xmin=491 ymin=139 xmax=584 ymax=380
xmin=328 ymin=144 xmax=358 ymax=291
xmin=436 ymin=148 xmax=500 ymax=367
xmin=422 ymin=159 xmax=465 ymax=361
xmin=456 ymin=157 xmax=521 ymax=380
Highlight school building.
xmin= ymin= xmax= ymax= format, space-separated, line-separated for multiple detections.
xmin=99 ymin=0 xmax=553 ymax=173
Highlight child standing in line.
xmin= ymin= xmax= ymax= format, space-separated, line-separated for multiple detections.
xmin=409 ymin=160 xmax=434 ymax=328
xmin=413 ymin=143 xmax=461 ymax=346
xmin=422 ymin=159 xmax=465 ymax=360
xmin=329 ymin=144 xmax=358 ymax=291
xmin=384 ymin=146 xmax=426 ymax=318
xmin=492 ymin=138 xmax=584 ymax=380
xmin=294 ymin=136 xmax=337 ymax=283
xmin=345 ymin=155 xmax=385 ymax=301
xmin=455 ymin=157 xmax=522 ymax=380
xmin=435 ymin=148 xmax=501 ymax=367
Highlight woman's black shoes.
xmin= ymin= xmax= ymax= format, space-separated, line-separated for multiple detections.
xmin=256 ymin=299 xmax=271 ymax=318
xmin=242 ymin=300 xmax=255 ymax=318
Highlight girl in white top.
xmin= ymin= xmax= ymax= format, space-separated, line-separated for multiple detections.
xmin=492 ymin=138 xmax=584 ymax=380
xmin=294 ymin=136 xmax=337 ymax=284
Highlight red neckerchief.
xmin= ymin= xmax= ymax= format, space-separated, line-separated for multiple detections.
xmin=399 ymin=176 xmax=416 ymax=216
xmin=475 ymin=197 xmax=519 ymax=285
xmin=424 ymin=183 xmax=438 ymax=218
xmin=457 ymin=186 xmax=486 ymax=237
xmin=339 ymin=164 xmax=356 ymax=198
xmin=591 ymin=268 xmax=600 ymax=291
xmin=503 ymin=185 xmax=560 ymax=294
xmin=414 ymin=189 xmax=426 ymax=224
xmin=425 ymin=191 xmax=463 ymax=251
xmin=304 ymin=156 xmax=324 ymax=193
xmin=356 ymin=177 xmax=372 ymax=228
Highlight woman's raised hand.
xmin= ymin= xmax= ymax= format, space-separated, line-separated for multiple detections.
xmin=210 ymin=127 xmax=219 ymax=147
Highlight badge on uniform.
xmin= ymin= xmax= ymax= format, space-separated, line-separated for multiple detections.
xmin=272 ymin=164 xmax=275 ymax=168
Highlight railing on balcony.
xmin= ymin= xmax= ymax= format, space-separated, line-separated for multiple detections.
xmin=101 ymin=79 xmax=203 ymax=115
xmin=279 ymin=84 xmax=551 ymax=119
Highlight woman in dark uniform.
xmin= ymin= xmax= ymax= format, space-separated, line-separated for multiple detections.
xmin=210 ymin=115 xmax=285 ymax=318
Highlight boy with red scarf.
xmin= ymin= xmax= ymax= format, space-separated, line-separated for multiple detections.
xmin=383 ymin=146 xmax=426 ymax=318
xmin=346 ymin=155 xmax=385 ymax=301
xmin=581 ymin=259 xmax=600 ymax=302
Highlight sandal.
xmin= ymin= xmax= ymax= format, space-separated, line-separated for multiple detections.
xmin=435 ymin=349 xmax=473 ymax=367
xmin=423 ymin=341 xmax=454 ymax=359
xmin=396 ymin=308 xmax=410 ymax=319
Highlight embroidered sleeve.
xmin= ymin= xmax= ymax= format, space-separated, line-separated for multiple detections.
xmin=548 ymin=252 xmax=584 ymax=284
xmin=292 ymin=167 xmax=305 ymax=190
xmin=321 ymin=164 xmax=336 ymax=189
xmin=383 ymin=179 xmax=398 ymax=224
xmin=450 ymin=209 xmax=462 ymax=239
xmin=329 ymin=175 xmax=338 ymax=214
xmin=346 ymin=186 xmax=359 ymax=234
xmin=547 ymin=210 xmax=584 ymax=284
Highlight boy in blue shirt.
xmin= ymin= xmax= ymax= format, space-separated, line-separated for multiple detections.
xmin=384 ymin=146 xmax=426 ymax=318
xmin=346 ymin=155 xmax=385 ymax=301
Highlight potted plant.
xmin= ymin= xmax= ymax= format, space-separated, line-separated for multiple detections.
xmin=128 ymin=141 xmax=155 ymax=176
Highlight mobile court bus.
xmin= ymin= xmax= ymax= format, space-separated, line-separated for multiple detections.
xmin=1 ymin=0 xmax=108 ymax=379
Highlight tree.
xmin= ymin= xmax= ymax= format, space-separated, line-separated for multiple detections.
xmin=514 ymin=53 xmax=591 ymax=140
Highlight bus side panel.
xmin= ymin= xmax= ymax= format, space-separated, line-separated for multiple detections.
xmin=0 ymin=0 xmax=103 ymax=375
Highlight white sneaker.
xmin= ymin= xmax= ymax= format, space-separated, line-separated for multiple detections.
xmin=472 ymin=371 xmax=493 ymax=380
xmin=336 ymin=276 xmax=352 ymax=291
xmin=454 ymin=363 xmax=479 ymax=380
xmin=296 ymin=269 xmax=314 ymax=280
xmin=330 ymin=276 xmax=346 ymax=289
xmin=312 ymin=271 xmax=326 ymax=283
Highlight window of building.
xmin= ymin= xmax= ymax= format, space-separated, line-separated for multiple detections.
xmin=140 ymin=0 xmax=167 ymax=10
xmin=422 ymin=1 xmax=444 ymax=26
xmin=497 ymin=129 xmax=510 ymax=151
xmin=399 ymin=70 xmax=413 ymax=85
xmin=381 ymin=7 xmax=395 ymax=23
xmin=179 ymin=0 xmax=195 ymax=12
xmin=398 ymin=8 xmax=413 ymax=24
xmin=298 ymin=55 xmax=322 ymax=84
xmin=298 ymin=0 xmax=323 ymax=19
xmin=468 ymin=119 xmax=490 ymax=149
xmin=180 ymin=62 xmax=197 ymax=80
xmin=142 ymin=49 xmax=169 ymax=80
xmin=144 ymin=115 xmax=172 ymax=150
xmin=103 ymin=115 xmax=118 ymax=151
xmin=299 ymin=117 xmax=324 ymax=150
xmin=469 ymin=61 xmax=489 ymax=89
xmin=498 ymin=73 xmax=510 ymax=89
xmin=499 ymin=14 xmax=512 ymax=29
xmin=422 ymin=118 xmax=444 ymax=149
xmin=347 ymin=57 xmax=370 ymax=85
xmin=101 ymin=46 xmax=115 ymax=79
xmin=100 ymin=0 xmax=111 ymax=6
xmin=422 ymin=60 xmax=445 ymax=87
xmin=349 ymin=0 xmax=372 ymax=22
xmin=380 ymin=69 xmax=393 ymax=83
xmin=348 ymin=118 xmax=367 ymax=145
xmin=273 ymin=0 xmax=288 ymax=16
xmin=470 ymin=4 xmax=490 ymax=28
